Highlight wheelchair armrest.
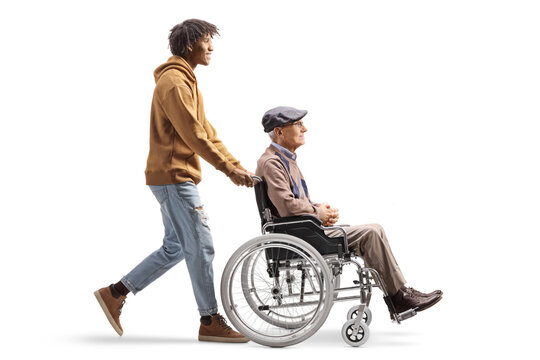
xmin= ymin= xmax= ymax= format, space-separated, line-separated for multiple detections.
xmin=271 ymin=214 xmax=322 ymax=226
xmin=263 ymin=215 xmax=322 ymax=233
xmin=263 ymin=215 xmax=350 ymax=258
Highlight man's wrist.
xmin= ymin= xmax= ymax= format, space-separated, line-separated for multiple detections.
xmin=224 ymin=163 xmax=238 ymax=177
xmin=314 ymin=206 xmax=324 ymax=221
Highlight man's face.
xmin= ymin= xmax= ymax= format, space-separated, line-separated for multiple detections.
xmin=191 ymin=34 xmax=213 ymax=66
xmin=274 ymin=120 xmax=308 ymax=152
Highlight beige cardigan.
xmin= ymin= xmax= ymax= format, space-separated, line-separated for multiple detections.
xmin=256 ymin=144 xmax=323 ymax=219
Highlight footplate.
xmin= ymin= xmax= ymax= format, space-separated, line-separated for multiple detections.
xmin=394 ymin=308 xmax=417 ymax=322
xmin=383 ymin=295 xmax=417 ymax=324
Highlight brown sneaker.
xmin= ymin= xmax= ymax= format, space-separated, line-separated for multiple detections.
xmin=198 ymin=313 xmax=249 ymax=343
xmin=94 ymin=284 xmax=127 ymax=336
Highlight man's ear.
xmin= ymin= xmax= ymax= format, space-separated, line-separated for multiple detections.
xmin=274 ymin=128 xmax=282 ymax=137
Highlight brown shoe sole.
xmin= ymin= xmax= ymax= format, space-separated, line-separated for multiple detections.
xmin=416 ymin=294 xmax=443 ymax=313
xmin=198 ymin=335 xmax=250 ymax=343
xmin=94 ymin=290 xmax=123 ymax=336
xmin=390 ymin=295 xmax=443 ymax=320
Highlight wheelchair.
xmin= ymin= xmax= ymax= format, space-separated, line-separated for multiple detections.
xmin=221 ymin=176 xmax=417 ymax=347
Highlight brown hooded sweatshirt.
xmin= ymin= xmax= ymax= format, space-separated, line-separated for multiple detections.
xmin=145 ymin=56 xmax=244 ymax=185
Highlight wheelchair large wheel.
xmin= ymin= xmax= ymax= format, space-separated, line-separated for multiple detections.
xmin=240 ymin=249 xmax=313 ymax=329
xmin=239 ymin=250 xmax=342 ymax=330
xmin=221 ymin=234 xmax=334 ymax=347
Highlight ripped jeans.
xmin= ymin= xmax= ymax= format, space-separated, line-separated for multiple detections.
xmin=121 ymin=182 xmax=218 ymax=316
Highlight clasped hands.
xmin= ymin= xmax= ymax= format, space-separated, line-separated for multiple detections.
xmin=318 ymin=202 xmax=339 ymax=227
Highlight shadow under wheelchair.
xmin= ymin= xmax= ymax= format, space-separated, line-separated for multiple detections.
xmin=308 ymin=328 xmax=423 ymax=347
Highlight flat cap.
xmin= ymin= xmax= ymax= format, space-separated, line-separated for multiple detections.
xmin=262 ymin=106 xmax=308 ymax=132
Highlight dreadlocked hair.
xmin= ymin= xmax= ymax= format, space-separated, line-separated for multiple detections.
xmin=169 ymin=19 xmax=219 ymax=57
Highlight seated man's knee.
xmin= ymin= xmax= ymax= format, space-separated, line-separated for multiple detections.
xmin=366 ymin=223 xmax=384 ymax=237
xmin=361 ymin=224 xmax=386 ymax=251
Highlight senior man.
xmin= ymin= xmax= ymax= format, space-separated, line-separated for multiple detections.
xmin=255 ymin=106 xmax=443 ymax=318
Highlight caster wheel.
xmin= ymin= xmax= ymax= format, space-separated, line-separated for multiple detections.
xmin=341 ymin=319 xmax=369 ymax=347
xmin=346 ymin=305 xmax=372 ymax=325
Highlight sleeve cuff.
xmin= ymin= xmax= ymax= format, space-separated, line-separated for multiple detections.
xmin=223 ymin=162 xmax=237 ymax=176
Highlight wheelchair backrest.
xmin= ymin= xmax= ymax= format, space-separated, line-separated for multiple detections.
xmin=254 ymin=179 xmax=278 ymax=224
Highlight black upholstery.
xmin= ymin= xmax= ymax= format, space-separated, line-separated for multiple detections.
xmin=254 ymin=180 xmax=278 ymax=225
xmin=254 ymin=178 xmax=346 ymax=257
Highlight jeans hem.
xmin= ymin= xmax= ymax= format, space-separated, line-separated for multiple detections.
xmin=199 ymin=307 xmax=218 ymax=316
xmin=121 ymin=276 xmax=138 ymax=295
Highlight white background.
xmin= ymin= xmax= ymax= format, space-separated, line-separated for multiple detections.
xmin=1 ymin=0 xmax=539 ymax=358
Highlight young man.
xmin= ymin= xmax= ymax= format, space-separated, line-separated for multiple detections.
xmin=255 ymin=106 xmax=443 ymax=319
xmin=94 ymin=19 xmax=252 ymax=343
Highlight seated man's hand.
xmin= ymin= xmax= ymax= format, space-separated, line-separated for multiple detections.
xmin=229 ymin=168 xmax=254 ymax=188
xmin=318 ymin=203 xmax=339 ymax=227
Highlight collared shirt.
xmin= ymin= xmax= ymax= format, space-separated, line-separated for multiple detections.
xmin=271 ymin=142 xmax=297 ymax=161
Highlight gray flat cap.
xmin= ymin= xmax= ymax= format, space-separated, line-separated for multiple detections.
xmin=262 ymin=106 xmax=308 ymax=132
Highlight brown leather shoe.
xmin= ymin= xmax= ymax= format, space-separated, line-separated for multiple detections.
xmin=402 ymin=286 xmax=443 ymax=298
xmin=199 ymin=313 xmax=249 ymax=343
xmin=94 ymin=285 xmax=127 ymax=336
xmin=389 ymin=288 xmax=442 ymax=315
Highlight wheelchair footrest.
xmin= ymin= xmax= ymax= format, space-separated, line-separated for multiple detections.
xmin=394 ymin=308 xmax=417 ymax=322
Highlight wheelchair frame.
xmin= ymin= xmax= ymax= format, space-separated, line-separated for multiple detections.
xmin=220 ymin=176 xmax=416 ymax=347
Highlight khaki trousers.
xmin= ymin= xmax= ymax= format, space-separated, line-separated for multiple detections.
xmin=325 ymin=223 xmax=406 ymax=296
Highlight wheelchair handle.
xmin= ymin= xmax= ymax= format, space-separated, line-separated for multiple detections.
xmin=251 ymin=175 xmax=263 ymax=183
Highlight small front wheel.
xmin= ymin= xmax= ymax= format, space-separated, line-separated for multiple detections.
xmin=341 ymin=319 xmax=369 ymax=347
xmin=346 ymin=305 xmax=372 ymax=326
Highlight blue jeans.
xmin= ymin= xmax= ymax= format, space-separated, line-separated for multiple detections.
xmin=121 ymin=182 xmax=218 ymax=316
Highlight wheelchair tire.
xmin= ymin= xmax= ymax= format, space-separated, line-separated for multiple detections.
xmin=346 ymin=305 xmax=372 ymax=326
xmin=221 ymin=234 xmax=334 ymax=347
xmin=341 ymin=319 xmax=369 ymax=347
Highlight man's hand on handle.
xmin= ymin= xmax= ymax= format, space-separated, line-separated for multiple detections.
xmin=229 ymin=168 xmax=254 ymax=187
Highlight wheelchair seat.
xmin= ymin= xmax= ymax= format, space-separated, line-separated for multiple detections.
xmin=253 ymin=177 xmax=347 ymax=257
